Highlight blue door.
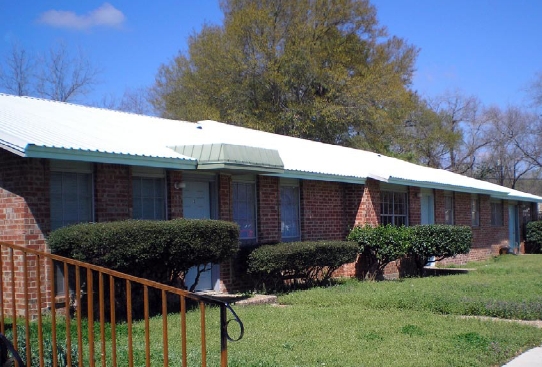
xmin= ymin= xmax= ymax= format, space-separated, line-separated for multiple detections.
xmin=508 ymin=205 xmax=520 ymax=253
xmin=183 ymin=181 xmax=219 ymax=291
xmin=421 ymin=189 xmax=436 ymax=266
xmin=420 ymin=189 xmax=435 ymax=225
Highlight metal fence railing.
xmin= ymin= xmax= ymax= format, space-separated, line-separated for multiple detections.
xmin=0 ymin=242 xmax=244 ymax=367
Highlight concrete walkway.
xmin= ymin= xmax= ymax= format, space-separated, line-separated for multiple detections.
xmin=502 ymin=347 xmax=542 ymax=366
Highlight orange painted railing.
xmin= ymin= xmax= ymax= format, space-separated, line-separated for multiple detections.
xmin=0 ymin=242 xmax=244 ymax=367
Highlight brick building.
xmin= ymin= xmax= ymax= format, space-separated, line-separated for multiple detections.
xmin=0 ymin=94 xmax=541 ymax=302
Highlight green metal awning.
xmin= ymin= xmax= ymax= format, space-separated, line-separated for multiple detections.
xmin=169 ymin=143 xmax=284 ymax=173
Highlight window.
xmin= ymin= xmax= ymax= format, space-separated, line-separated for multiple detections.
xmin=233 ymin=181 xmax=256 ymax=241
xmin=132 ymin=167 xmax=166 ymax=220
xmin=50 ymin=161 xmax=93 ymax=296
xmin=132 ymin=177 xmax=165 ymax=219
xmin=280 ymin=182 xmax=300 ymax=241
xmin=444 ymin=193 xmax=454 ymax=225
xmin=471 ymin=195 xmax=480 ymax=227
xmin=50 ymin=164 xmax=93 ymax=231
xmin=380 ymin=191 xmax=408 ymax=226
xmin=491 ymin=200 xmax=503 ymax=226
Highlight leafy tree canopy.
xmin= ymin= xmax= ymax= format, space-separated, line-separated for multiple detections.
xmin=151 ymin=0 xmax=421 ymax=153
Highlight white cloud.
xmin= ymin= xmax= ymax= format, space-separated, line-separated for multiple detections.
xmin=37 ymin=3 xmax=125 ymax=31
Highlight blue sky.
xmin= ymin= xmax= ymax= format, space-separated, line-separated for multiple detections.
xmin=1 ymin=1 xmax=541 ymax=110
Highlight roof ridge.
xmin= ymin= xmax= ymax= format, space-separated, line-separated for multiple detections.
xmin=0 ymin=93 xmax=174 ymax=122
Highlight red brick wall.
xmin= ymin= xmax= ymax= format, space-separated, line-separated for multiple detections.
xmin=454 ymin=192 xmax=471 ymax=226
xmin=409 ymin=187 xmax=421 ymax=225
xmin=336 ymin=179 xmax=379 ymax=279
xmin=300 ymin=180 xmax=349 ymax=241
xmin=218 ymin=174 xmax=232 ymax=222
xmin=257 ymin=176 xmax=280 ymax=244
xmin=356 ymin=178 xmax=380 ymax=226
xmin=0 ymin=147 xmax=533 ymax=295
xmin=94 ymin=164 xmax=131 ymax=222
xmin=435 ymin=193 xmax=510 ymax=266
xmin=0 ymin=151 xmax=50 ymax=316
xmin=221 ymin=178 xmax=366 ymax=291
xmin=344 ymin=183 xmax=365 ymax=229
xmin=434 ymin=190 xmax=447 ymax=224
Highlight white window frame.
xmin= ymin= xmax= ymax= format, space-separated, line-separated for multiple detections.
xmin=132 ymin=167 xmax=166 ymax=220
xmin=380 ymin=184 xmax=408 ymax=226
xmin=444 ymin=192 xmax=454 ymax=225
xmin=233 ymin=176 xmax=257 ymax=243
xmin=280 ymin=179 xmax=300 ymax=242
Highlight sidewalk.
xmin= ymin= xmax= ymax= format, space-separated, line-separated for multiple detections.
xmin=502 ymin=347 xmax=542 ymax=367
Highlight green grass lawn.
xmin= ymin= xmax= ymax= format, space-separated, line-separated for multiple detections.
xmin=12 ymin=254 xmax=542 ymax=367
xmin=219 ymin=254 xmax=542 ymax=366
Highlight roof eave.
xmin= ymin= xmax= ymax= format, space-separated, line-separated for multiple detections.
xmin=387 ymin=177 xmax=503 ymax=196
xmin=25 ymin=145 xmax=198 ymax=170
xmin=197 ymin=162 xmax=285 ymax=174
xmin=266 ymin=170 xmax=366 ymax=184
xmin=387 ymin=177 xmax=542 ymax=203
xmin=0 ymin=141 xmax=26 ymax=157
xmin=503 ymin=193 xmax=542 ymax=203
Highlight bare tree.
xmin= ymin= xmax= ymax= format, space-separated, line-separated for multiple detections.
xmin=428 ymin=92 xmax=491 ymax=174
xmin=95 ymin=87 xmax=155 ymax=115
xmin=0 ymin=42 xmax=35 ymax=96
xmin=36 ymin=42 xmax=101 ymax=102
xmin=116 ymin=87 xmax=154 ymax=115
xmin=509 ymin=111 xmax=542 ymax=170
xmin=527 ymin=71 xmax=542 ymax=108
xmin=482 ymin=106 xmax=539 ymax=188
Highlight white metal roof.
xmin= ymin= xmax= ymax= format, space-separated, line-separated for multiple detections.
xmin=176 ymin=120 xmax=379 ymax=183
xmin=0 ymin=94 xmax=197 ymax=169
xmin=192 ymin=121 xmax=542 ymax=202
xmin=1 ymin=94 xmax=541 ymax=202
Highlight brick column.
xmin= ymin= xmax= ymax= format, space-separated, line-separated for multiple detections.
xmin=409 ymin=187 xmax=421 ymax=225
xmin=359 ymin=178 xmax=380 ymax=226
xmin=0 ymin=151 xmax=50 ymax=317
xmin=344 ymin=182 xmax=365 ymax=232
xmin=94 ymin=163 xmax=131 ymax=222
xmin=217 ymin=174 xmax=234 ymax=292
xmin=434 ymin=190 xmax=446 ymax=224
xmin=218 ymin=174 xmax=232 ymax=222
xmin=257 ymin=176 xmax=280 ymax=244
xmin=167 ymin=171 xmax=183 ymax=219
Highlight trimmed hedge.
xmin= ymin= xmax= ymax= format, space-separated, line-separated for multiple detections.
xmin=347 ymin=224 xmax=410 ymax=278
xmin=409 ymin=224 xmax=472 ymax=272
xmin=247 ymin=241 xmax=359 ymax=291
xmin=526 ymin=221 xmax=542 ymax=253
xmin=347 ymin=224 xmax=473 ymax=278
xmin=47 ymin=219 xmax=239 ymax=290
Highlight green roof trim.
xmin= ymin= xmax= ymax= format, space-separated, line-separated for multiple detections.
xmin=385 ymin=177 xmax=542 ymax=203
xmin=169 ymin=143 xmax=285 ymax=173
xmin=269 ymin=171 xmax=366 ymax=184
xmin=25 ymin=145 xmax=198 ymax=170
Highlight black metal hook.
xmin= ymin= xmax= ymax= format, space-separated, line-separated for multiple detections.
xmin=0 ymin=333 xmax=25 ymax=367
xmin=224 ymin=303 xmax=245 ymax=342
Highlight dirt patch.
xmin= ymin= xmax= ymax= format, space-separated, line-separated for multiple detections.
xmin=235 ymin=294 xmax=278 ymax=306
xmin=460 ymin=315 xmax=542 ymax=328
